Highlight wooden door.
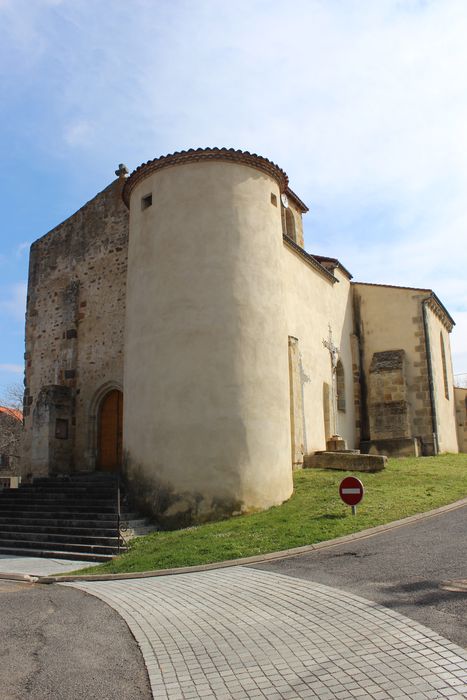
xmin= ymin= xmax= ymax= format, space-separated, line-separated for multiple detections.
xmin=98 ymin=390 xmax=123 ymax=471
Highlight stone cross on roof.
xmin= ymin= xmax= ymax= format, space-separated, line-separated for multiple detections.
xmin=115 ymin=163 xmax=129 ymax=179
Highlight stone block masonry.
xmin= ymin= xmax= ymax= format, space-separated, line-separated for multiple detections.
xmin=368 ymin=350 xmax=411 ymax=441
xmin=22 ymin=178 xmax=129 ymax=475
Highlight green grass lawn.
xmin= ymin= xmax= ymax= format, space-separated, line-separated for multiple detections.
xmin=75 ymin=454 xmax=467 ymax=576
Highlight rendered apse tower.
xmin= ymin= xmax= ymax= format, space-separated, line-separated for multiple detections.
xmin=122 ymin=149 xmax=294 ymax=523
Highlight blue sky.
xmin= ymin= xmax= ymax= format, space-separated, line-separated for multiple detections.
xmin=1 ymin=0 xmax=466 ymax=397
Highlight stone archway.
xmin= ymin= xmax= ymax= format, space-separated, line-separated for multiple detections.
xmin=97 ymin=389 xmax=123 ymax=472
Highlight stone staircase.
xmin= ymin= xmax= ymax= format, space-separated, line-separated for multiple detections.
xmin=0 ymin=473 xmax=126 ymax=562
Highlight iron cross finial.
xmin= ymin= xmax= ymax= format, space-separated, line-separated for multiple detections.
xmin=323 ymin=324 xmax=339 ymax=369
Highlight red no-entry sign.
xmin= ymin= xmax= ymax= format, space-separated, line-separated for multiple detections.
xmin=339 ymin=476 xmax=364 ymax=507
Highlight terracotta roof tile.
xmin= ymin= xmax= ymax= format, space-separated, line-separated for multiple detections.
xmin=122 ymin=147 xmax=289 ymax=207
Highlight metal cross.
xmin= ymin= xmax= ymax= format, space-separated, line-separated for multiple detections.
xmin=323 ymin=324 xmax=340 ymax=437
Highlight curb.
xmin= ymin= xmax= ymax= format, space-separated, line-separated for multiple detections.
xmin=1 ymin=497 xmax=466 ymax=585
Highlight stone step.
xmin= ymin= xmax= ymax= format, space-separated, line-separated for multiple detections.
xmin=18 ymin=487 xmax=117 ymax=497
xmin=0 ymin=530 xmax=121 ymax=547
xmin=0 ymin=515 xmax=118 ymax=528
xmin=0 ymin=510 xmax=119 ymax=521
xmin=0 ymin=537 xmax=124 ymax=556
xmin=0 ymin=502 xmax=118 ymax=513
xmin=0 ymin=492 xmax=117 ymax=500
xmin=0 ymin=522 xmax=120 ymax=537
xmin=0 ymin=545 xmax=114 ymax=563
xmin=0 ymin=473 xmax=128 ymax=562
xmin=124 ymin=518 xmax=148 ymax=528
xmin=125 ymin=525 xmax=157 ymax=538
xmin=0 ymin=494 xmax=117 ymax=505
xmin=33 ymin=473 xmax=118 ymax=481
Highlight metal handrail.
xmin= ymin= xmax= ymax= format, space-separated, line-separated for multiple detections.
xmin=117 ymin=476 xmax=121 ymax=554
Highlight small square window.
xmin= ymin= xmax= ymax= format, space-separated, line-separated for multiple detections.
xmin=55 ymin=418 xmax=69 ymax=440
xmin=270 ymin=193 xmax=277 ymax=207
xmin=141 ymin=194 xmax=152 ymax=210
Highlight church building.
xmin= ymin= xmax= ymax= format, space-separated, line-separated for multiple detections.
xmin=21 ymin=148 xmax=463 ymax=525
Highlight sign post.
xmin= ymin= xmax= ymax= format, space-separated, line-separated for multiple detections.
xmin=339 ymin=476 xmax=364 ymax=516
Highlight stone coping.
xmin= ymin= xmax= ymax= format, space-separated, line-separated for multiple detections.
xmin=1 ymin=497 xmax=464 ymax=585
xmin=283 ymin=235 xmax=337 ymax=284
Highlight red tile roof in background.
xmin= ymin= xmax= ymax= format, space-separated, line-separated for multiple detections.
xmin=0 ymin=406 xmax=23 ymax=421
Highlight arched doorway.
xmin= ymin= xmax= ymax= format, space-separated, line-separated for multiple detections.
xmin=97 ymin=389 xmax=123 ymax=471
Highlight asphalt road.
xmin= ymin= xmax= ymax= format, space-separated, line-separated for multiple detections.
xmin=252 ymin=504 xmax=467 ymax=649
xmin=0 ymin=579 xmax=152 ymax=700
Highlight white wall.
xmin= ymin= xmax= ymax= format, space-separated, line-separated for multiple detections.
xmin=124 ymin=159 xmax=293 ymax=521
xmin=282 ymin=247 xmax=357 ymax=452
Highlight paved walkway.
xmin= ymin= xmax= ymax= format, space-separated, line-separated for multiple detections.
xmin=0 ymin=555 xmax=97 ymax=576
xmin=66 ymin=567 xmax=467 ymax=699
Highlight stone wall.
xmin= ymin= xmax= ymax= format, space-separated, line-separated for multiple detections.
xmin=31 ymin=386 xmax=73 ymax=474
xmin=350 ymin=333 xmax=362 ymax=444
xmin=361 ymin=349 xmax=421 ymax=456
xmin=283 ymin=251 xmax=357 ymax=455
xmin=454 ymin=387 xmax=467 ymax=453
xmin=22 ymin=177 xmax=128 ymax=476
xmin=353 ymin=284 xmax=437 ymax=455
xmin=423 ymin=302 xmax=459 ymax=453
xmin=368 ymin=350 xmax=410 ymax=440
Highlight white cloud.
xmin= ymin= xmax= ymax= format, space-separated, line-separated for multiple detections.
xmin=16 ymin=242 xmax=30 ymax=258
xmin=0 ymin=364 xmax=23 ymax=374
xmin=0 ymin=283 xmax=27 ymax=322
xmin=63 ymin=119 xmax=95 ymax=147
xmin=451 ymin=311 xmax=467 ymax=381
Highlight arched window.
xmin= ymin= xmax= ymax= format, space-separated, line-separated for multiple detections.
xmin=336 ymin=360 xmax=346 ymax=412
xmin=440 ymin=333 xmax=449 ymax=400
xmin=285 ymin=208 xmax=296 ymax=242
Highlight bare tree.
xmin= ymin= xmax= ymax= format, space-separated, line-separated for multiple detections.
xmin=0 ymin=383 xmax=23 ymax=473
xmin=2 ymin=383 xmax=23 ymax=411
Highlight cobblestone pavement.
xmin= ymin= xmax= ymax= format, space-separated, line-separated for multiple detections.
xmin=66 ymin=567 xmax=467 ymax=699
